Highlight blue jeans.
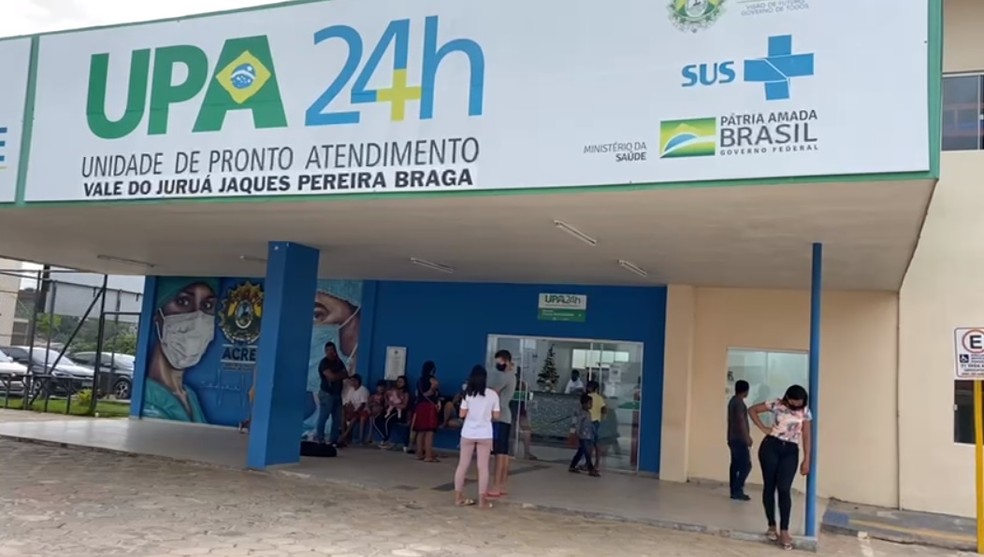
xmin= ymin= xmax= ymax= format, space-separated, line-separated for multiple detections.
xmin=570 ymin=438 xmax=596 ymax=471
xmin=316 ymin=391 xmax=343 ymax=444
xmin=728 ymin=439 xmax=752 ymax=497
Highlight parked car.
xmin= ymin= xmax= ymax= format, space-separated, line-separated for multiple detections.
xmin=69 ymin=352 xmax=135 ymax=400
xmin=0 ymin=348 xmax=29 ymax=396
xmin=0 ymin=346 xmax=94 ymax=397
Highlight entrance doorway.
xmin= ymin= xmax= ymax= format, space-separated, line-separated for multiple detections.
xmin=486 ymin=334 xmax=644 ymax=472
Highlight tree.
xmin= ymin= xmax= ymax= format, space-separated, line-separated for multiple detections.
xmin=537 ymin=345 xmax=559 ymax=392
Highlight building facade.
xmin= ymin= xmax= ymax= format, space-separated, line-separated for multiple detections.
xmin=0 ymin=0 xmax=970 ymax=520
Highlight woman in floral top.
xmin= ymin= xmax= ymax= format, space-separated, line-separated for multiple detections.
xmin=749 ymin=385 xmax=813 ymax=551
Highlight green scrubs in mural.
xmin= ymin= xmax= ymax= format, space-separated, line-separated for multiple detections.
xmin=143 ymin=379 xmax=206 ymax=423
xmin=142 ymin=277 xmax=220 ymax=424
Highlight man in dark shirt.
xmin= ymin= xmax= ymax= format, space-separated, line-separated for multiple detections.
xmin=315 ymin=341 xmax=348 ymax=446
xmin=727 ymin=380 xmax=753 ymax=501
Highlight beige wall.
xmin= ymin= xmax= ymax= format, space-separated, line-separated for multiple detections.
xmin=662 ymin=286 xmax=900 ymax=508
xmin=899 ymin=153 xmax=982 ymax=517
xmin=944 ymin=0 xmax=984 ymax=73
xmin=888 ymin=0 xmax=984 ymax=518
xmin=0 ymin=258 xmax=21 ymax=345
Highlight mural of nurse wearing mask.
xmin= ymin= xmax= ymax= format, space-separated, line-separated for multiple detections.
xmin=143 ymin=278 xmax=219 ymax=423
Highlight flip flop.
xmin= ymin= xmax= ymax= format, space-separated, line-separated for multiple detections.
xmin=426 ymin=458 xmax=441 ymax=463
xmin=455 ymin=498 xmax=476 ymax=507
xmin=485 ymin=491 xmax=502 ymax=498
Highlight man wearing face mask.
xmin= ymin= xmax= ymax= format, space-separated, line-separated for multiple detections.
xmin=487 ymin=350 xmax=517 ymax=499
xmin=143 ymin=278 xmax=219 ymax=423
xmin=315 ymin=341 xmax=348 ymax=446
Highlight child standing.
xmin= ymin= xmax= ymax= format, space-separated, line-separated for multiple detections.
xmin=569 ymin=394 xmax=600 ymax=477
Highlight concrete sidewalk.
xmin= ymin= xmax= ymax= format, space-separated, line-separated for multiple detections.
xmin=823 ymin=499 xmax=977 ymax=551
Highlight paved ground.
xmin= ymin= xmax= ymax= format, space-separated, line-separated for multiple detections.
xmin=0 ymin=439 xmax=972 ymax=557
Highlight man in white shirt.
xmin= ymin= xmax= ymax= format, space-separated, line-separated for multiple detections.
xmin=564 ymin=370 xmax=585 ymax=395
xmin=341 ymin=374 xmax=371 ymax=445
xmin=488 ymin=350 xmax=518 ymax=498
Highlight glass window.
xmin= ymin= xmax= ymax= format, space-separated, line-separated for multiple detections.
xmin=942 ymin=75 xmax=983 ymax=151
xmin=726 ymin=348 xmax=808 ymax=426
xmin=571 ymin=348 xmax=630 ymax=369
xmin=955 ymin=380 xmax=977 ymax=445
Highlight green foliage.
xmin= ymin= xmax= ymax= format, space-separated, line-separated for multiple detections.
xmin=30 ymin=313 xmax=137 ymax=356
xmin=75 ymin=389 xmax=94 ymax=410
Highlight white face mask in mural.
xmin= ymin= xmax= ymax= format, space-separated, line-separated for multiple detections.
xmin=157 ymin=309 xmax=215 ymax=370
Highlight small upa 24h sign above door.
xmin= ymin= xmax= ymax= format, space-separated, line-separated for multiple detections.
xmin=538 ymin=293 xmax=587 ymax=323
xmin=954 ymin=327 xmax=984 ymax=380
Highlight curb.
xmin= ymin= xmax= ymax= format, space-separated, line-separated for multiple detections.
xmin=1 ymin=433 xmax=819 ymax=552
xmin=821 ymin=510 xmax=975 ymax=552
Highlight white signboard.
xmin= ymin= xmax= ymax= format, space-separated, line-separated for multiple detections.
xmin=384 ymin=346 xmax=406 ymax=381
xmin=538 ymin=293 xmax=587 ymax=322
xmin=954 ymin=328 xmax=984 ymax=380
xmin=0 ymin=39 xmax=32 ymax=203
xmin=25 ymin=0 xmax=931 ymax=202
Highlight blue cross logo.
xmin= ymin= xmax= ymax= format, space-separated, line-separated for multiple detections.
xmin=743 ymin=35 xmax=814 ymax=101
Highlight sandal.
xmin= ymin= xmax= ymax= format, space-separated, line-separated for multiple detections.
xmin=766 ymin=530 xmax=779 ymax=542
xmin=479 ymin=495 xmax=493 ymax=509
xmin=779 ymin=534 xmax=794 ymax=551
xmin=426 ymin=458 xmax=441 ymax=463
xmin=455 ymin=498 xmax=476 ymax=507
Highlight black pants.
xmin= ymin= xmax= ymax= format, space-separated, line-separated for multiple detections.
xmin=570 ymin=438 xmax=595 ymax=471
xmin=373 ymin=413 xmax=400 ymax=441
xmin=758 ymin=435 xmax=799 ymax=531
xmin=728 ymin=439 xmax=752 ymax=497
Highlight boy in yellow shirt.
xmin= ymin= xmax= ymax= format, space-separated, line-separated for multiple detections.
xmin=586 ymin=381 xmax=607 ymax=467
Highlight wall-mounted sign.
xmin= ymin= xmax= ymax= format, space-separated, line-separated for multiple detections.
xmin=538 ymin=293 xmax=587 ymax=323
xmin=24 ymin=0 xmax=931 ymax=202
xmin=385 ymin=346 xmax=407 ymax=380
xmin=0 ymin=39 xmax=32 ymax=203
xmin=955 ymin=327 xmax=984 ymax=380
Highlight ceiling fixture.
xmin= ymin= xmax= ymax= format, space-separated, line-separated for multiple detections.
xmin=553 ymin=220 xmax=597 ymax=246
xmin=96 ymin=254 xmax=156 ymax=269
xmin=410 ymin=257 xmax=454 ymax=274
xmin=618 ymin=259 xmax=649 ymax=278
xmin=239 ymin=255 xmax=267 ymax=264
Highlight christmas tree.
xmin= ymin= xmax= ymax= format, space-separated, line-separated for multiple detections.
xmin=537 ymin=345 xmax=559 ymax=391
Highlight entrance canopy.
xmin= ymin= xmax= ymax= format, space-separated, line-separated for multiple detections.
xmin=0 ymin=178 xmax=932 ymax=290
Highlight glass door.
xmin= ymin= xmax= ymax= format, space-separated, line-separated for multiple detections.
xmin=486 ymin=335 xmax=644 ymax=473
xmin=590 ymin=341 xmax=644 ymax=472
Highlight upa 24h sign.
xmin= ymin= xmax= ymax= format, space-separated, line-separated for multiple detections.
xmin=25 ymin=0 xmax=931 ymax=202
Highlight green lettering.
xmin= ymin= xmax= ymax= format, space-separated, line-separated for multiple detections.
xmin=193 ymin=36 xmax=287 ymax=133
xmin=148 ymin=46 xmax=209 ymax=135
xmin=86 ymin=50 xmax=151 ymax=140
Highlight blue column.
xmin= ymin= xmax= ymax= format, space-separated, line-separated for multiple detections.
xmin=130 ymin=276 xmax=158 ymax=419
xmin=805 ymin=242 xmax=822 ymax=537
xmin=247 ymin=242 xmax=319 ymax=470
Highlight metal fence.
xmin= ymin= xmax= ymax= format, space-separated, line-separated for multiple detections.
xmin=0 ymin=266 xmax=143 ymax=417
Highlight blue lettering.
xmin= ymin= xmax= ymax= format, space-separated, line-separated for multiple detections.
xmin=421 ymin=15 xmax=485 ymax=120
xmin=682 ymin=61 xmax=736 ymax=88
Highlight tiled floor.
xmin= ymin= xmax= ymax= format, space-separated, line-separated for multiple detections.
xmin=0 ymin=414 xmax=819 ymax=539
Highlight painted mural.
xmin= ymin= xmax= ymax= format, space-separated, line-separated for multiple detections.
xmin=141 ymin=277 xmax=362 ymax=428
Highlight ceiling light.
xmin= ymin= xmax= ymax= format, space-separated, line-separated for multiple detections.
xmin=554 ymin=220 xmax=597 ymax=246
xmin=410 ymin=257 xmax=454 ymax=274
xmin=618 ymin=259 xmax=649 ymax=278
xmin=239 ymin=255 xmax=267 ymax=264
xmin=96 ymin=254 xmax=156 ymax=269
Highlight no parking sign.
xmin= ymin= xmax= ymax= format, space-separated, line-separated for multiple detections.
xmin=954 ymin=328 xmax=984 ymax=380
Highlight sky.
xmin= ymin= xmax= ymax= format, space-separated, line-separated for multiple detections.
xmin=1 ymin=0 xmax=284 ymax=37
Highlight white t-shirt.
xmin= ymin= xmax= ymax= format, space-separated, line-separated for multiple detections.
xmin=344 ymin=385 xmax=370 ymax=408
xmin=460 ymin=388 xmax=501 ymax=440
